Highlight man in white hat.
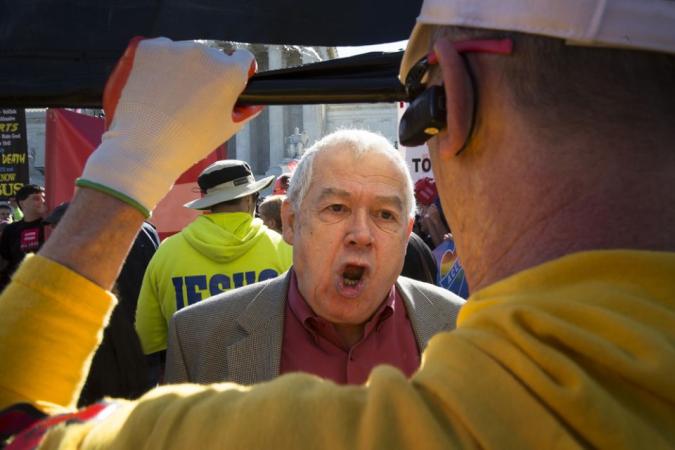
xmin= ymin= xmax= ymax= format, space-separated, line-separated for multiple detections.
xmin=0 ymin=1 xmax=674 ymax=447
xmin=135 ymin=159 xmax=292 ymax=364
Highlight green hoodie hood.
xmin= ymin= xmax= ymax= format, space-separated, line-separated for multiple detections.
xmin=182 ymin=212 xmax=268 ymax=263
xmin=136 ymin=211 xmax=292 ymax=353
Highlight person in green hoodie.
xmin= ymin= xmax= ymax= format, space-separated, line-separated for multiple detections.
xmin=135 ymin=159 xmax=293 ymax=366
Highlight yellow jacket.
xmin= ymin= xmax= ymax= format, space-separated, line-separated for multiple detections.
xmin=1 ymin=250 xmax=673 ymax=449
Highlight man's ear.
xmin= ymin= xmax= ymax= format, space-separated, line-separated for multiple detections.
xmin=433 ymin=38 xmax=475 ymax=160
xmin=280 ymin=199 xmax=295 ymax=245
xmin=406 ymin=216 xmax=414 ymax=238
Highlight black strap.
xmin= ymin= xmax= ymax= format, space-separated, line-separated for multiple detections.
xmin=198 ymin=164 xmax=251 ymax=191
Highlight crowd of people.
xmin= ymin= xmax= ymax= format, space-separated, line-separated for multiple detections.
xmin=0 ymin=138 xmax=461 ymax=397
xmin=0 ymin=0 xmax=673 ymax=447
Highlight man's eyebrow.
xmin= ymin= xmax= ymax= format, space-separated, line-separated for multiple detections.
xmin=317 ymin=187 xmax=351 ymax=201
xmin=375 ymin=195 xmax=404 ymax=211
xmin=317 ymin=188 xmax=404 ymax=211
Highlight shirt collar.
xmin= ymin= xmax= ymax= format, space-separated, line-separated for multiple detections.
xmin=287 ymin=268 xmax=397 ymax=346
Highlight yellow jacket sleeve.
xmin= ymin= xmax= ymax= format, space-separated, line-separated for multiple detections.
xmin=0 ymin=255 xmax=115 ymax=415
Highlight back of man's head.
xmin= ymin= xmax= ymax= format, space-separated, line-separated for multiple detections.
xmin=444 ymin=29 xmax=672 ymax=149
xmin=402 ymin=0 xmax=675 ymax=149
xmin=258 ymin=195 xmax=285 ymax=233
xmin=400 ymin=0 xmax=675 ymax=289
xmin=210 ymin=194 xmax=257 ymax=215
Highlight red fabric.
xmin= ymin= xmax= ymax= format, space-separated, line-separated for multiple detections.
xmin=272 ymin=174 xmax=291 ymax=195
xmin=45 ymin=109 xmax=104 ymax=210
xmin=44 ymin=108 xmax=226 ymax=239
xmin=414 ymin=177 xmax=438 ymax=206
xmin=5 ymin=402 xmax=112 ymax=450
xmin=0 ymin=403 xmax=46 ymax=444
xmin=279 ymin=271 xmax=421 ymax=385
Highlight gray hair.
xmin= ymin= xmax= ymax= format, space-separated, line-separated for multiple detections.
xmin=286 ymin=129 xmax=416 ymax=218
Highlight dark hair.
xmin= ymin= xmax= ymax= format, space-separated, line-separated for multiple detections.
xmin=432 ymin=26 xmax=675 ymax=146
xmin=15 ymin=184 xmax=44 ymax=203
xmin=258 ymin=195 xmax=284 ymax=222
xmin=502 ymin=34 xmax=675 ymax=143
xmin=401 ymin=232 xmax=438 ymax=284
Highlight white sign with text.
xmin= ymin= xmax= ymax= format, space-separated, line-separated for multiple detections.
xmin=397 ymin=102 xmax=435 ymax=183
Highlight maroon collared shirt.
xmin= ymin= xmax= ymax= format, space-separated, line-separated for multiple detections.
xmin=279 ymin=271 xmax=421 ymax=384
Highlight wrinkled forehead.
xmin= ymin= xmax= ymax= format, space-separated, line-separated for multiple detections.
xmin=309 ymin=147 xmax=406 ymax=196
xmin=314 ymin=145 xmax=407 ymax=181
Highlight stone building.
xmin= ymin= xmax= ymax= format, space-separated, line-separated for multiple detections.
xmin=26 ymin=109 xmax=46 ymax=187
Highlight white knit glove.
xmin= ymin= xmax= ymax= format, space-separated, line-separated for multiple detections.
xmin=77 ymin=37 xmax=260 ymax=217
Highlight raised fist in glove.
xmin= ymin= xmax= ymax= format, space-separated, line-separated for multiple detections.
xmin=77 ymin=37 xmax=262 ymax=217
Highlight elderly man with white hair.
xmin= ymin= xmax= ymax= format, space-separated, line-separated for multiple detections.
xmin=164 ymin=129 xmax=464 ymax=385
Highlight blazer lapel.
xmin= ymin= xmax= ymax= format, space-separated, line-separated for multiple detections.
xmin=225 ymin=273 xmax=290 ymax=385
xmin=396 ymin=278 xmax=452 ymax=351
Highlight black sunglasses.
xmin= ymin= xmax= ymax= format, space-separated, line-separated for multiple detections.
xmin=398 ymin=39 xmax=513 ymax=148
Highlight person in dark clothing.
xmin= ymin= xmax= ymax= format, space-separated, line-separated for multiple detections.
xmin=401 ymin=232 xmax=438 ymax=285
xmin=43 ymin=202 xmax=69 ymax=227
xmin=0 ymin=204 xmax=13 ymax=241
xmin=45 ymin=202 xmax=160 ymax=405
xmin=114 ymin=222 xmax=161 ymax=324
xmin=0 ymin=185 xmax=47 ymax=291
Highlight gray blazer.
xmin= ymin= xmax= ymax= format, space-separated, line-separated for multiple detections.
xmin=165 ymin=272 xmax=465 ymax=384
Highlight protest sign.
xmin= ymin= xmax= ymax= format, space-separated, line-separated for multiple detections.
xmin=404 ymin=144 xmax=434 ymax=183
xmin=397 ymin=102 xmax=435 ymax=183
xmin=0 ymin=108 xmax=29 ymax=200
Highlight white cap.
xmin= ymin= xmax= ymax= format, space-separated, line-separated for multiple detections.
xmin=401 ymin=0 xmax=675 ymax=80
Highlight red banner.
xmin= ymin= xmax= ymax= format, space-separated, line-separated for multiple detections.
xmin=45 ymin=109 xmax=225 ymax=239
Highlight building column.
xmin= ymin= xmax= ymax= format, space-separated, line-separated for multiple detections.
xmin=235 ymin=121 xmax=251 ymax=163
xmin=268 ymin=45 xmax=285 ymax=168
xmin=302 ymin=52 xmax=323 ymax=146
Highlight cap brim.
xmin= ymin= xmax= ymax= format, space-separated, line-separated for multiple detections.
xmin=184 ymin=176 xmax=275 ymax=210
xmin=401 ymin=0 xmax=675 ymax=67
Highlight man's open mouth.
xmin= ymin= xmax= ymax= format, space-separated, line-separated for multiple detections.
xmin=342 ymin=264 xmax=366 ymax=287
